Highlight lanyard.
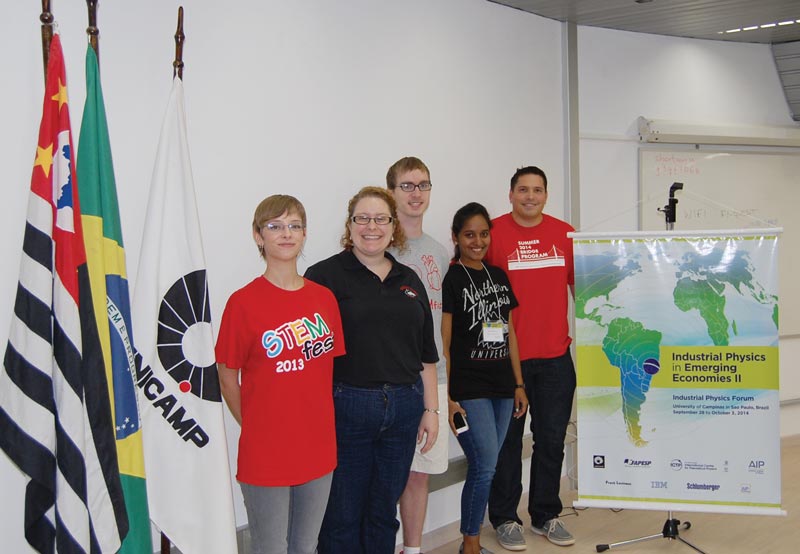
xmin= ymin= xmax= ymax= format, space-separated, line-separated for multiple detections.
xmin=458 ymin=261 xmax=503 ymax=321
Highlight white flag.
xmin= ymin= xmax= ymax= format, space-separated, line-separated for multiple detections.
xmin=132 ymin=76 xmax=237 ymax=554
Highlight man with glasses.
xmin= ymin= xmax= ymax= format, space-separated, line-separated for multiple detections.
xmin=387 ymin=157 xmax=450 ymax=554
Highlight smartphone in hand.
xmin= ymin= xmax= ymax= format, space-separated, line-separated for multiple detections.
xmin=453 ymin=411 xmax=469 ymax=435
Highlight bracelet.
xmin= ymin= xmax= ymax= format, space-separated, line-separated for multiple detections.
xmin=515 ymin=384 xmax=525 ymax=389
xmin=424 ymin=408 xmax=440 ymax=414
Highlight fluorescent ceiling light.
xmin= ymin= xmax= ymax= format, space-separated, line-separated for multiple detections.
xmin=720 ymin=17 xmax=800 ymax=35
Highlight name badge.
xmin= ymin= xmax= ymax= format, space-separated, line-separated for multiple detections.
xmin=482 ymin=321 xmax=504 ymax=343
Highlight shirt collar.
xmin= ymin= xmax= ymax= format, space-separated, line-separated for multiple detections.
xmin=338 ymin=249 xmax=401 ymax=276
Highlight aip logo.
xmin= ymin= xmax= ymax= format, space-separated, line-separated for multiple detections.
xmin=748 ymin=460 xmax=766 ymax=474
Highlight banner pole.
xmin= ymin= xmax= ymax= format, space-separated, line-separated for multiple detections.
xmin=159 ymin=14 xmax=185 ymax=552
xmin=173 ymin=6 xmax=185 ymax=79
xmin=86 ymin=0 xmax=99 ymax=61
xmin=40 ymin=0 xmax=54 ymax=81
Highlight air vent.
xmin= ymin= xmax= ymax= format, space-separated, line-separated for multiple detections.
xmin=773 ymin=41 xmax=800 ymax=121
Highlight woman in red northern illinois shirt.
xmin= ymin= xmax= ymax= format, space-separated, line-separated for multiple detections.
xmin=216 ymin=195 xmax=345 ymax=554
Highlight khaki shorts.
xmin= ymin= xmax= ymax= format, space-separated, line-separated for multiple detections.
xmin=410 ymin=383 xmax=449 ymax=475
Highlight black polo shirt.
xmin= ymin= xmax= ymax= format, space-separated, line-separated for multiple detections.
xmin=304 ymin=250 xmax=438 ymax=387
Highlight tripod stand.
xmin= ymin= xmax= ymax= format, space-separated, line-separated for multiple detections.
xmin=595 ymin=511 xmax=707 ymax=552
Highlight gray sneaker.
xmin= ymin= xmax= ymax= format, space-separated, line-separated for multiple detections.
xmin=531 ymin=518 xmax=575 ymax=546
xmin=495 ymin=521 xmax=526 ymax=551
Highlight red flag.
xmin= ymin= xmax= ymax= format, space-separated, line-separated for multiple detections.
xmin=0 ymin=35 xmax=128 ymax=553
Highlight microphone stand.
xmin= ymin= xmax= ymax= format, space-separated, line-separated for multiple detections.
xmin=658 ymin=182 xmax=684 ymax=231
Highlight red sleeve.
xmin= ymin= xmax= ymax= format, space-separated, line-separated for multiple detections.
xmin=215 ymin=291 xmax=246 ymax=369
xmin=565 ymin=222 xmax=575 ymax=286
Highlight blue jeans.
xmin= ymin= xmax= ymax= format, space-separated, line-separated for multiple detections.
xmin=488 ymin=349 xmax=576 ymax=528
xmin=456 ymin=398 xmax=513 ymax=536
xmin=318 ymin=380 xmax=424 ymax=554
xmin=240 ymin=472 xmax=333 ymax=554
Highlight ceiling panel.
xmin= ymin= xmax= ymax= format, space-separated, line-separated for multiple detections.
xmin=489 ymin=0 xmax=800 ymax=44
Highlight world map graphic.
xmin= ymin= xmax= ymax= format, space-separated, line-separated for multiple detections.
xmin=574 ymin=236 xmax=779 ymax=447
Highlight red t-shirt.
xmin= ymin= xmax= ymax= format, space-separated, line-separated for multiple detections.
xmin=215 ymin=277 xmax=345 ymax=486
xmin=486 ymin=213 xmax=574 ymax=360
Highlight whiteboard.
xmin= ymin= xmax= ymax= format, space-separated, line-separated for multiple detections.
xmin=638 ymin=147 xmax=800 ymax=336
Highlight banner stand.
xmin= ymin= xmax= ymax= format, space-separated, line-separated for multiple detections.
xmin=589 ymin=182 xmax=735 ymax=554
xmin=595 ymin=511 xmax=704 ymax=553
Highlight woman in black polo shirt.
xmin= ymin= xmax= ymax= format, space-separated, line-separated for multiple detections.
xmin=305 ymin=186 xmax=439 ymax=554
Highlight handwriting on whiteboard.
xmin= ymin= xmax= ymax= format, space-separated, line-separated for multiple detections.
xmin=653 ymin=153 xmax=700 ymax=178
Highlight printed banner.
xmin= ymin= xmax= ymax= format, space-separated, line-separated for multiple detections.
xmin=572 ymin=230 xmax=783 ymax=515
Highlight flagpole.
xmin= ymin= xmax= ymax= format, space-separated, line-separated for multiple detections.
xmin=159 ymin=12 xmax=185 ymax=553
xmin=40 ymin=0 xmax=54 ymax=81
xmin=173 ymin=6 xmax=185 ymax=79
xmin=86 ymin=0 xmax=99 ymax=60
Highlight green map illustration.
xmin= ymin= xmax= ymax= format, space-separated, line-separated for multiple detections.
xmin=574 ymin=237 xmax=779 ymax=446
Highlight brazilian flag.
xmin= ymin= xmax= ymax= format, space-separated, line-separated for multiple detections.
xmin=78 ymin=45 xmax=153 ymax=553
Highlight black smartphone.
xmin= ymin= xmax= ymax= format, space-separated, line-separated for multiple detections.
xmin=453 ymin=412 xmax=469 ymax=434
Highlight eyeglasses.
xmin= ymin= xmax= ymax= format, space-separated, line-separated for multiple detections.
xmin=397 ymin=181 xmax=433 ymax=192
xmin=351 ymin=215 xmax=393 ymax=225
xmin=263 ymin=222 xmax=305 ymax=233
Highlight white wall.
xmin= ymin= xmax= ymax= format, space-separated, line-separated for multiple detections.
xmin=0 ymin=1 xmax=564 ymax=551
xmin=577 ymin=26 xmax=794 ymax=233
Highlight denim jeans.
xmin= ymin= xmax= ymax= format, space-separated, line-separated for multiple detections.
xmin=488 ymin=349 xmax=576 ymax=528
xmin=240 ymin=471 xmax=333 ymax=554
xmin=456 ymin=397 xmax=513 ymax=536
xmin=318 ymin=380 xmax=424 ymax=554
